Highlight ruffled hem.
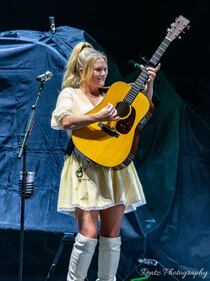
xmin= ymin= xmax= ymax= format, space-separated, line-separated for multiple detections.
xmin=57 ymin=200 xmax=146 ymax=216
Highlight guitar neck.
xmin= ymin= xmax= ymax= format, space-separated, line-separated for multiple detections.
xmin=124 ymin=37 xmax=171 ymax=103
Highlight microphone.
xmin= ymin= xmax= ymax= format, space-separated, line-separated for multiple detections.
xmin=19 ymin=171 xmax=35 ymax=199
xmin=49 ymin=16 xmax=56 ymax=34
xmin=36 ymin=71 xmax=53 ymax=83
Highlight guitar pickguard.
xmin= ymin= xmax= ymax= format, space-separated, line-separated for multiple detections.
xmin=116 ymin=106 xmax=136 ymax=134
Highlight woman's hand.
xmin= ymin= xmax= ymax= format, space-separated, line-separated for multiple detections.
xmin=141 ymin=63 xmax=161 ymax=84
xmin=141 ymin=63 xmax=161 ymax=100
xmin=96 ymin=103 xmax=119 ymax=121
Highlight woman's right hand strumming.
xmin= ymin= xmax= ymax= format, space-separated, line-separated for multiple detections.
xmin=96 ymin=103 xmax=119 ymax=121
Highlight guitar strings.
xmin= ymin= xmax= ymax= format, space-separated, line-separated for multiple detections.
xmin=114 ymin=73 xmax=148 ymax=116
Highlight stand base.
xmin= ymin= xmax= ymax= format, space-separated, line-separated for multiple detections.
xmin=45 ymin=233 xmax=75 ymax=281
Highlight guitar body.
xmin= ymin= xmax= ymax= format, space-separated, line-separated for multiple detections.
xmin=72 ymin=81 xmax=151 ymax=167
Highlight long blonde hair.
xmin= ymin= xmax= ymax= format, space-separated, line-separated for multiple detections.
xmin=62 ymin=41 xmax=107 ymax=89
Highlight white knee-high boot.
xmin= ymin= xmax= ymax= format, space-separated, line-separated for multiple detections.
xmin=67 ymin=233 xmax=98 ymax=281
xmin=97 ymin=236 xmax=121 ymax=281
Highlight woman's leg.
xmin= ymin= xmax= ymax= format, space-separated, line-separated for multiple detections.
xmin=100 ymin=205 xmax=125 ymax=237
xmin=97 ymin=205 xmax=125 ymax=281
xmin=67 ymin=208 xmax=99 ymax=281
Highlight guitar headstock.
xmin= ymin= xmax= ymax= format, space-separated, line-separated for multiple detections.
xmin=166 ymin=15 xmax=190 ymax=41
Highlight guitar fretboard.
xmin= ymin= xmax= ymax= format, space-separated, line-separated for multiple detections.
xmin=124 ymin=37 xmax=171 ymax=104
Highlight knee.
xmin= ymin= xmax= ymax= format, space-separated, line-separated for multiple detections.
xmin=100 ymin=229 xmax=120 ymax=238
xmin=80 ymin=227 xmax=98 ymax=239
xmin=76 ymin=209 xmax=99 ymax=239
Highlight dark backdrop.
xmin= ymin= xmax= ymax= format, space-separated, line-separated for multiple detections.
xmin=0 ymin=0 xmax=209 ymax=101
xmin=0 ymin=0 xmax=210 ymax=280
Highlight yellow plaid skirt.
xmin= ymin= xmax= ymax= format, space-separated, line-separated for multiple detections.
xmin=57 ymin=152 xmax=146 ymax=215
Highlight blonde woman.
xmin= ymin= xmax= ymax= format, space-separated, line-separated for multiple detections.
xmin=51 ymin=41 xmax=160 ymax=281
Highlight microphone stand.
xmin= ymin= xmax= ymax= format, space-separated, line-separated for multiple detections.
xmin=17 ymin=81 xmax=46 ymax=281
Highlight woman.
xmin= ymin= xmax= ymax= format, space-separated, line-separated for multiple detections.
xmin=51 ymin=41 xmax=160 ymax=281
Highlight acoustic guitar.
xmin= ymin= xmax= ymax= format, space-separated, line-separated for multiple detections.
xmin=72 ymin=15 xmax=190 ymax=167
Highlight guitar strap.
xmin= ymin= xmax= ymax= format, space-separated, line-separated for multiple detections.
xmin=64 ymin=138 xmax=75 ymax=156
xmin=65 ymin=138 xmax=92 ymax=162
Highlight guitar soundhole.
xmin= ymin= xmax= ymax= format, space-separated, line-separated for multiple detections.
xmin=116 ymin=102 xmax=130 ymax=118
xmin=116 ymin=107 xmax=136 ymax=134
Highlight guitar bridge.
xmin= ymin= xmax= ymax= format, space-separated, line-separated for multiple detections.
xmin=98 ymin=122 xmax=119 ymax=138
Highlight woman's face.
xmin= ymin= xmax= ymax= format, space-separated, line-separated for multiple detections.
xmin=90 ymin=58 xmax=108 ymax=88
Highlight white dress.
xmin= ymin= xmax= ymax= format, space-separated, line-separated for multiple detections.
xmin=51 ymin=87 xmax=146 ymax=215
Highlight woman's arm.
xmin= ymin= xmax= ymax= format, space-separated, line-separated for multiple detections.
xmin=143 ymin=80 xmax=154 ymax=101
xmin=60 ymin=103 xmax=118 ymax=130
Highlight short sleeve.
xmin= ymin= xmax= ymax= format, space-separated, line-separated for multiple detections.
xmin=51 ymin=87 xmax=74 ymax=130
